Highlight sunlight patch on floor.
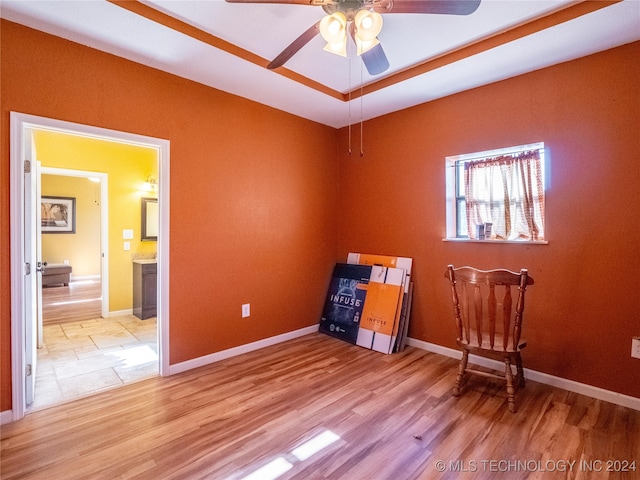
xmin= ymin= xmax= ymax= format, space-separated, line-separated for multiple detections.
xmin=291 ymin=430 xmax=340 ymax=461
xmin=108 ymin=345 xmax=158 ymax=368
xmin=51 ymin=297 xmax=102 ymax=306
xmin=238 ymin=429 xmax=341 ymax=480
xmin=240 ymin=457 xmax=293 ymax=480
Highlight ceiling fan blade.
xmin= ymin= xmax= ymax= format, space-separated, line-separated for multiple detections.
xmin=267 ymin=20 xmax=321 ymax=69
xmin=225 ymin=0 xmax=331 ymax=4
xmin=347 ymin=23 xmax=389 ymax=76
xmin=372 ymin=0 xmax=481 ymax=15
xmin=361 ymin=44 xmax=390 ymax=75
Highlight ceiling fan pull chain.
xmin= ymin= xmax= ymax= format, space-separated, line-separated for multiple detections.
xmin=360 ymin=61 xmax=364 ymax=157
xmin=348 ymin=56 xmax=352 ymax=156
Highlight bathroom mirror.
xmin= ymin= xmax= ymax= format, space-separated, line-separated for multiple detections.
xmin=141 ymin=197 xmax=158 ymax=241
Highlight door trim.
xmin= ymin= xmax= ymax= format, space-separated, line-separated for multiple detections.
xmin=10 ymin=112 xmax=171 ymax=421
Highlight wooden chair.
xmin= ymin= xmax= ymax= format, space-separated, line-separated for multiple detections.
xmin=445 ymin=265 xmax=534 ymax=412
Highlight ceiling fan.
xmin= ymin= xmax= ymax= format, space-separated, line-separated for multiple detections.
xmin=225 ymin=0 xmax=481 ymax=75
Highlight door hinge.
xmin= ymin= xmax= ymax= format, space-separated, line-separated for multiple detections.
xmin=24 ymin=160 xmax=31 ymax=174
xmin=26 ymin=364 xmax=32 ymax=377
xmin=25 ymin=263 xmax=31 ymax=275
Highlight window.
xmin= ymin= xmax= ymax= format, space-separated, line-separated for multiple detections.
xmin=445 ymin=143 xmax=546 ymax=242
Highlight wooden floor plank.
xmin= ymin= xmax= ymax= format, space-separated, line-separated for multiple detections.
xmin=42 ymin=279 xmax=102 ymax=325
xmin=2 ymin=333 xmax=639 ymax=479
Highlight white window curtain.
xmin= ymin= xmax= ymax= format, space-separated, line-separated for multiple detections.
xmin=464 ymin=150 xmax=545 ymax=241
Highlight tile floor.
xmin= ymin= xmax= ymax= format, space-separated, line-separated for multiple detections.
xmin=30 ymin=315 xmax=158 ymax=411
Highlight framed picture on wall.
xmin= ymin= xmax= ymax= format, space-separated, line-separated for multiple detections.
xmin=41 ymin=196 xmax=76 ymax=233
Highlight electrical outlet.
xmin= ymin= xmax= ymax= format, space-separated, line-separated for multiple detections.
xmin=242 ymin=303 xmax=250 ymax=318
xmin=632 ymin=337 xmax=640 ymax=359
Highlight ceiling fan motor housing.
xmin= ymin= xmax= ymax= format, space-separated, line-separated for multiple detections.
xmin=322 ymin=0 xmax=377 ymax=20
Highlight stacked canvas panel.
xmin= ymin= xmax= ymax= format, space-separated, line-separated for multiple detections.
xmin=319 ymin=253 xmax=413 ymax=354
xmin=318 ymin=263 xmax=371 ymax=345
xmin=354 ymin=264 xmax=405 ymax=354
xmin=348 ymin=253 xmax=413 ymax=353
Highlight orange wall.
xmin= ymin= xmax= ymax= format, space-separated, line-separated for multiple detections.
xmin=336 ymin=41 xmax=640 ymax=398
xmin=0 ymin=20 xmax=339 ymax=411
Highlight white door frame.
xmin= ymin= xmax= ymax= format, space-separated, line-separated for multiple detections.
xmin=41 ymin=167 xmax=110 ymax=320
xmin=10 ymin=112 xmax=171 ymax=422
xmin=23 ymin=153 xmax=41 ymax=406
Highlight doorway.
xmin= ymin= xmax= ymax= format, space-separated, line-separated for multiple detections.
xmin=39 ymin=167 xmax=108 ymax=327
xmin=34 ymin=167 xmax=116 ymax=411
xmin=10 ymin=112 xmax=170 ymax=421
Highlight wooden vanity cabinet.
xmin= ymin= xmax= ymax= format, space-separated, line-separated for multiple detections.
xmin=133 ymin=260 xmax=157 ymax=320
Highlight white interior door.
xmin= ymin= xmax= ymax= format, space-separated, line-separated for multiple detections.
xmin=24 ymin=136 xmax=42 ymax=406
xmin=36 ymin=162 xmax=43 ymax=349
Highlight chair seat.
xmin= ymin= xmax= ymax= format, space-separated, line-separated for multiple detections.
xmin=457 ymin=331 xmax=527 ymax=353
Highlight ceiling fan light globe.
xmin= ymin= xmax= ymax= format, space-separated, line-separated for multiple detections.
xmin=323 ymin=37 xmax=347 ymax=57
xmin=354 ymin=10 xmax=383 ymax=42
xmin=320 ymin=12 xmax=347 ymax=44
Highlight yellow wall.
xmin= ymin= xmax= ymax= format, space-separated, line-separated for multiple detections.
xmin=41 ymin=174 xmax=101 ymax=276
xmin=33 ymin=130 xmax=157 ymax=312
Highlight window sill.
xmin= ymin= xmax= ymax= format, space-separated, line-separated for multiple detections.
xmin=442 ymin=238 xmax=549 ymax=245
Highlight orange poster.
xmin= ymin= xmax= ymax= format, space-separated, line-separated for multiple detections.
xmin=356 ymin=266 xmax=404 ymax=353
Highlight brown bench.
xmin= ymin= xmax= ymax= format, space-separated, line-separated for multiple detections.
xmin=42 ymin=264 xmax=72 ymax=287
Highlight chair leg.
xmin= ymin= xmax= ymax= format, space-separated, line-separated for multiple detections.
xmin=453 ymin=349 xmax=469 ymax=396
xmin=504 ymin=357 xmax=517 ymax=413
xmin=515 ymin=353 xmax=526 ymax=388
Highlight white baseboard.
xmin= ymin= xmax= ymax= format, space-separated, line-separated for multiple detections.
xmin=108 ymin=309 xmax=133 ymax=318
xmin=70 ymin=275 xmax=101 ymax=281
xmin=0 ymin=409 xmax=14 ymax=425
xmin=406 ymin=337 xmax=640 ymax=411
xmin=169 ymin=325 xmax=320 ymax=375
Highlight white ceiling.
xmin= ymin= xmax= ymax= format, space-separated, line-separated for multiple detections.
xmin=2 ymin=0 xmax=639 ymax=128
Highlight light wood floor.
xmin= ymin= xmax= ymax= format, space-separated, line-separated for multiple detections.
xmin=2 ymin=333 xmax=638 ymax=480
xmin=42 ymin=279 xmax=102 ymax=325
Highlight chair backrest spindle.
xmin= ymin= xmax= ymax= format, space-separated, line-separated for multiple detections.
xmin=474 ymin=283 xmax=483 ymax=346
xmin=503 ymin=285 xmax=512 ymax=350
xmin=488 ymin=284 xmax=496 ymax=349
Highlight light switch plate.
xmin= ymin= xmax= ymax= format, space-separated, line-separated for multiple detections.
xmin=124 ymin=241 xmax=130 ymax=251
xmin=123 ymin=229 xmax=134 ymax=239
xmin=242 ymin=303 xmax=250 ymax=318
